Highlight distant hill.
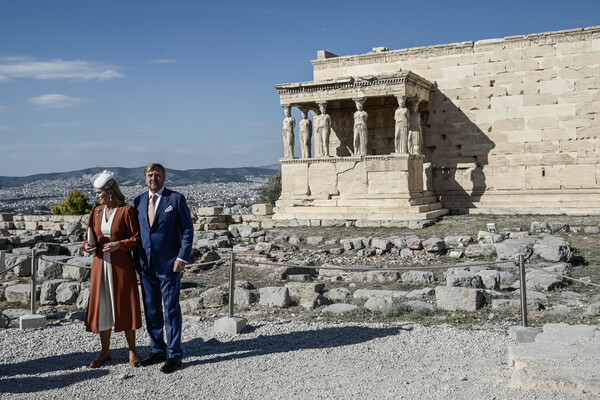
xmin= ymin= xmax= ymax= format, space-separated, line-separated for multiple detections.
xmin=0 ymin=166 xmax=279 ymax=188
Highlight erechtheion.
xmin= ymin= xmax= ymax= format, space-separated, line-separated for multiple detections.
xmin=274 ymin=26 xmax=600 ymax=227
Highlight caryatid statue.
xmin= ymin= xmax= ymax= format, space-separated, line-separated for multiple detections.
xmin=282 ymin=105 xmax=296 ymax=159
xmin=408 ymin=100 xmax=422 ymax=155
xmin=315 ymin=102 xmax=331 ymax=157
xmin=394 ymin=95 xmax=409 ymax=154
xmin=353 ymin=99 xmax=368 ymax=156
xmin=298 ymin=108 xmax=312 ymax=158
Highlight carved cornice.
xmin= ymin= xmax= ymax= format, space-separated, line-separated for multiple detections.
xmin=276 ymin=71 xmax=433 ymax=106
xmin=311 ymin=26 xmax=600 ymax=70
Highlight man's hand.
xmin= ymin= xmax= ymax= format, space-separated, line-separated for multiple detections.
xmin=173 ymin=259 xmax=186 ymax=272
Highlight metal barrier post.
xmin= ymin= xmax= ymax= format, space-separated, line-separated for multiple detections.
xmin=228 ymin=251 xmax=235 ymax=318
xmin=19 ymin=248 xmax=46 ymax=329
xmin=30 ymin=248 xmax=37 ymax=315
xmin=519 ymin=254 xmax=528 ymax=327
xmin=214 ymin=251 xmax=246 ymax=334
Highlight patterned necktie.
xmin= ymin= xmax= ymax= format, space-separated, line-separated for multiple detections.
xmin=148 ymin=194 xmax=157 ymax=226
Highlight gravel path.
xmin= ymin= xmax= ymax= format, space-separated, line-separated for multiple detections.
xmin=0 ymin=317 xmax=596 ymax=399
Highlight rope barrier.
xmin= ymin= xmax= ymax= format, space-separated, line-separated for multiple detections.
xmin=234 ymin=257 xmax=515 ymax=272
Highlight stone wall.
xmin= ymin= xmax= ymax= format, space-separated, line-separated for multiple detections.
xmin=311 ymin=27 xmax=600 ymax=214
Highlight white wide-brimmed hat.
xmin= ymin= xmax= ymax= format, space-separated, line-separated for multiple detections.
xmin=90 ymin=169 xmax=115 ymax=189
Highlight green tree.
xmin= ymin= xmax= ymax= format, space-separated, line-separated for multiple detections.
xmin=258 ymin=172 xmax=281 ymax=206
xmin=51 ymin=188 xmax=94 ymax=215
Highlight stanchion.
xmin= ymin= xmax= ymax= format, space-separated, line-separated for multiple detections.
xmin=214 ymin=251 xmax=246 ymax=334
xmin=508 ymin=254 xmax=539 ymax=343
xmin=228 ymin=251 xmax=235 ymax=318
xmin=518 ymin=254 xmax=528 ymax=327
xmin=20 ymin=249 xmax=47 ymax=329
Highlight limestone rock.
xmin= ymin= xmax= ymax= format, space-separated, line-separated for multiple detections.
xmin=533 ymin=237 xmax=573 ymax=262
xmin=444 ymin=235 xmax=473 ymax=247
xmin=76 ymin=287 xmax=90 ymax=309
xmin=37 ymin=256 xmax=69 ymax=281
xmin=371 ymin=238 xmax=392 ymax=251
xmin=4 ymin=254 xmax=31 ymax=277
xmin=435 ymin=286 xmax=486 ymax=311
xmin=364 ymin=296 xmax=393 ymax=312
xmin=496 ymin=239 xmax=535 ymax=261
xmin=5 ymin=283 xmax=32 ymax=304
xmin=401 ymin=270 xmax=435 ymax=285
xmin=62 ymin=257 xmax=91 ymax=281
xmin=56 ymin=282 xmax=80 ymax=305
xmin=259 ymin=287 xmax=291 ymax=308
xmin=476 ymin=270 xmax=501 ymax=290
xmin=464 ymin=244 xmax=496 ymax=258
xmin=201 ymin=287 xmax=227 ymax=308
xmin=285 ymin=282 xmax=325 ymax=302
xmin=180 ymin=297 xmax=204 ymax=314
xmin=422 ymin=237 xmax=445 ymax=253
xmin=326 ymin=287 xmax=351 ymax=302
xmin=40 ymin=279 xmax=69 ymax=305
xmin=406 ymin=287 xmax=435 ymax=299
xmin=446 ymin=270 xmax=484 ymax=288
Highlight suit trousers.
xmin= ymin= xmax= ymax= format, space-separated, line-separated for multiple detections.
xmin=140 ymin=263 xmax=182 ymax=358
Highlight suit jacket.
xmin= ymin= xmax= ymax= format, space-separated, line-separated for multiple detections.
xmin=134 ymin=188 xmax=194 ymax=275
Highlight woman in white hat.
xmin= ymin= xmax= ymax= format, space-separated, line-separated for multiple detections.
xmin=82 ymin=170 xmax=142 ymax=368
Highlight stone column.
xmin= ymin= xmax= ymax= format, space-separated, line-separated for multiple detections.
xmin=282 ymin=105 xmax=296 ymax=159
xmin=298 ymin=107 xmax=312 ymax=158
xmin=316 ymin=102 xmax=331 ymax=157
xmin=408 ymin=100 xmax=422 ymax=155
xmin=353 ymin=98 xmax=368 ymax=156
xmin=394 ymin=95 xmax=409 ymax=154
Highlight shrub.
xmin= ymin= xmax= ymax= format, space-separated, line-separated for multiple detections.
xmin=258 ymin=172 xmax=281 ymax=206
xmin=51 ymin=188 xmax=94 ymax=215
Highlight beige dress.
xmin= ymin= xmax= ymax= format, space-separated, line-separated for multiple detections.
xmin=97 ymin=206 xmax=117 ymax=331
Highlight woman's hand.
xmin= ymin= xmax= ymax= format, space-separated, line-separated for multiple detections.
xmin=102 ymin=241 xmax=121 ymax=253
xmin=83 ymin=243 xmax=97 ymax=254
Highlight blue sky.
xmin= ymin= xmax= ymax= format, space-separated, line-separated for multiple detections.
xmin=1 ymin=0 xmax=598 ymax=176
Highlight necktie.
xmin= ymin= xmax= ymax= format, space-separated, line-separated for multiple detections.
xmin=148 ymin=194 xmax=157 ymax=226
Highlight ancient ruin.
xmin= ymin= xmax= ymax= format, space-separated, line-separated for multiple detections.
xmin=275 ymin=26 xmax=600 ymax=225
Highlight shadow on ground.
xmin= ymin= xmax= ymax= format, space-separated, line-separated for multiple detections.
xmin=182 ymin=323 xmax=412 ymax=368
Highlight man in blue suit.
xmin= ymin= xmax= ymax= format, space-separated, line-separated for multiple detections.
xmin=134 ymin=163 xmax=194 ymax=373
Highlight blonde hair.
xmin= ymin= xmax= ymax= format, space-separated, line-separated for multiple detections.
xmin=99 ymin=179 xmax=126 ymax=205
xmin=144 ymin=163 xmax=166 ymax=176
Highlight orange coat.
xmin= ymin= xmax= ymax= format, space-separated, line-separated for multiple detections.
xmin=83 ymin=205 xmax=142 ymax=333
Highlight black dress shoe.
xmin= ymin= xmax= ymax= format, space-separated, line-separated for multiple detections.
xmin=140 ymin=352 xmax=167 ymax=367
xmin=161 ymin=357 xmax=182 ymax=373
